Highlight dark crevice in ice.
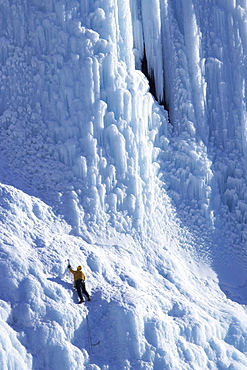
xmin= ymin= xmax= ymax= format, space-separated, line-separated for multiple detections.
xmin=141 ymin=47 xmax=170 ymax=120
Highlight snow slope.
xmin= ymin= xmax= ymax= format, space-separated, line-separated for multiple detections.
xmin=1 ymin=0 xmax=247 ymax=369
xmin=2 ymin=183 xmax=247 ymax=370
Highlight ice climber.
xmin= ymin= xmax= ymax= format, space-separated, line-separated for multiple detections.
xmin=68 ymin=264 xmax=91 ymax=303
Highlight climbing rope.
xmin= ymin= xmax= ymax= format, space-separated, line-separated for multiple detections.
xmin=86 ymin=314 xmax=100 ymax=354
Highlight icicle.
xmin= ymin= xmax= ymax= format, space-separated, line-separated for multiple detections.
xmin=73 ymin=156 xmax=87 ymax=179
xmin=105 ymin=124 xmax=127 ymax=175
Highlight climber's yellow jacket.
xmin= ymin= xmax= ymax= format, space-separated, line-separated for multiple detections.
xmin=69 ymin=266 xmax=86 ymax=281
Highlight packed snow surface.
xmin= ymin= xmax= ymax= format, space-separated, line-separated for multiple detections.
xmin=1 ymin=0 xmax=247 ymax=369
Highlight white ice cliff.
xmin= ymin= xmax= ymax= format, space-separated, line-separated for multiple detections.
xmin=1 ymin=0 xmax=247 ymax=369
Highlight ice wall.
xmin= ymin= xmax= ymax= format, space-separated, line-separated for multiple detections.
xmin=132 ymin=0 xmax=247 ymax=246
xmin=0 ymin=0 xmax=170 ymax=235
xmin=198 ymin=0 xmax=247 ymax=246
xmin=2 ymin=2 xmax=247 ymax=368
xmin=1 ymin=0 xmax=247 ymax=247
xmin=0 ymin=0 xmax=214 ymax=238
xmin=130 ymin=0 xmax=214 ymax=228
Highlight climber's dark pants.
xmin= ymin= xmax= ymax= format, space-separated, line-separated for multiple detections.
xmin=75 ymin=279 xmax=90 ymax=301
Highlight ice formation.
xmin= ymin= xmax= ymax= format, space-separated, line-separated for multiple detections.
xmin=1 ymin=0 xmax=247 ymax=369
